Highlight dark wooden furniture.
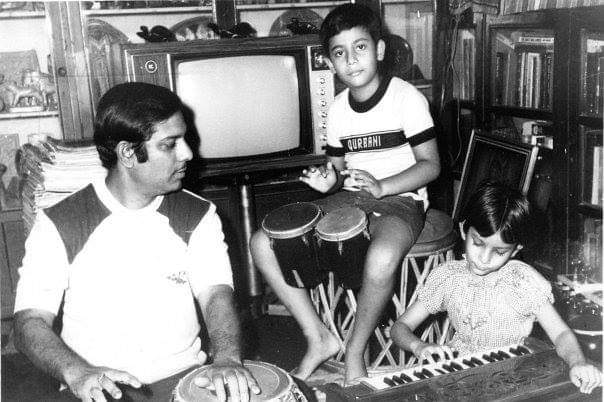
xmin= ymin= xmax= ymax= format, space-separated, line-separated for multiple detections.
xmin=434 ymin=4 xmax=604 ymax=279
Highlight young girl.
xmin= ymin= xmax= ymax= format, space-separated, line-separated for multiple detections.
xmin=391 ymin=182 xmax=601 ymax=394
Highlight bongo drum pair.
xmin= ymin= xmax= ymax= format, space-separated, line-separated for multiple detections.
xmin=261 ymin=202 xmax=370 ymax=289
xmin=172 ymin=360 xmax=308 ymax=401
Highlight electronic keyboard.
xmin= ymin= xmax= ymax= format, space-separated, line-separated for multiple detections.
xmin=321 ymin=338 xmax=602 ymax=401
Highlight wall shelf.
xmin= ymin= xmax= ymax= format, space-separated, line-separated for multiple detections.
xmin=83 ymin=6 xmax=212 ymax=17
xmin=238 ymin=1 xmax=347 ymax=11
xmin=0 ymin=10 xmax=45 ymax=19
xmin=0 ymin=111 xmax=59 ymax=120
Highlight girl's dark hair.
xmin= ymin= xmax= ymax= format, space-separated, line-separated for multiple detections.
xmin=461 ymin=182 xmax=531 ymax=245
xmin=319 ymin=3 xmax=383 ymax=56
xmin=93 ymin=82 xmax=183 ymax=169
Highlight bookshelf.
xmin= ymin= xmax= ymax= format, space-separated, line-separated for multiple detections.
xmin=437 ymin=5 xmax=603 ymax=280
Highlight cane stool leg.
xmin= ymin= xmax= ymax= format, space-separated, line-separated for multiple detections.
xmin=312 ymin=209 xmax=458 ymax=372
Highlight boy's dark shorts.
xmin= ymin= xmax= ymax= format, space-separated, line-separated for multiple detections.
xmin=314 ymin=190 xmax=426 ymax=240
xmin=311 ymin=190 xmax=426 ymax=288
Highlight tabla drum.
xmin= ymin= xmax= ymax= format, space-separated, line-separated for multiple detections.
xmin=262 ymin=202 xmax=325 ymax=288
xmin=173 ymin=360 xmax=308 ymax=402
xmin=315 ymin=207 xmax=370 ymax=289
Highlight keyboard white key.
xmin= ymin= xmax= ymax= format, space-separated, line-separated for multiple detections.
xmin=361 ymin=343 xmax=533 ymax=390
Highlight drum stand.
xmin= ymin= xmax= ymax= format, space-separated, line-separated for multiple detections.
xmin=312 ymin=209 xmax=458 ymax=371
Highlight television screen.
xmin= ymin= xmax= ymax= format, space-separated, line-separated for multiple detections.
xmin=176 ymin=55 xmax=301 ymax=160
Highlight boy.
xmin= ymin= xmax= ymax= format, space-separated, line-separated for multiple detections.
xmin=250 ymin=3 xmax=440 ymax=383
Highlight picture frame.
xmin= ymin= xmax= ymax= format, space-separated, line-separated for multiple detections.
xmin=452 ymin=130 xmax=540 ymax=223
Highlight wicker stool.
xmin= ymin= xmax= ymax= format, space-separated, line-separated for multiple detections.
xmin=314 ymin=208 xmax=458 ymax=371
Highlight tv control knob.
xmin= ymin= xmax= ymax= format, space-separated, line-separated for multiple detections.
xmin=320 ymin=100 xmax=327 ymax=107
xmin=319 ymin=111 xmax=327 ymax=118
xmin=320 ymin=121 xmax=327 ymax=129
xmin=318 ymin=76 xmax=326 ymax=84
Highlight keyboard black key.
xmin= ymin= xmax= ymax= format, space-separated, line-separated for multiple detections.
xmin=400 ymin=373 xmax=414 ymax=383
xmin=517 ymin=345 xmax=531 ymax=355
xmin=435 ymin=368 xmax=447 ymax=375
xmin=482 ymin=354 xmax=495 ymax=362
xmin=470 ymin=357 xmax=484 ymax=366
xmin=422 ymin=368 xmax=435 ymax=378
xmin=383 ymin=377 xmax=397 ymax=387
xmin=490 ymin=351 xmax=503 ymax=361
xmin=462 ymin=359 xmax=476 ymax=367
xmin=441 ymin=364 xmax=455 ymax=372
xmin=391 ymin=375 xmax=405 ymax=385
xmin=452 ymin=350 xmax=459 ymax=358
xmin=497 ymin=351 xmax=511 ymax=359
xmin=450 ymin=362 xmax=464 ymax=371
xmin=413 ymin=371 xmax=427 ymax=380
xmin=508 ymin=347 xmax=521 ymax=356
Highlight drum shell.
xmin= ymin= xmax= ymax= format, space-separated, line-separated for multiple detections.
xmin=315 ymin=207 xmax=370 ymax=289
xmin=317 ymin=230 xmax=369 ymax=289
xmin=262 ymin=202 xmax=325 ymax=288
xmin=271 ymin=234 xmax=326 ymax=288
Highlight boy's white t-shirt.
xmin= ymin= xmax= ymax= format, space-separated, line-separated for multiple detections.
xmin=326 ymin=76 xmax=434 ymax=206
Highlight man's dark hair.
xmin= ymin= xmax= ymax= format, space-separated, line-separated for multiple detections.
xmin=94 ymin=82 xmax=183 ymax=169
xmin=461 ymin=182 xmax=531 ymax=245
xmin=319 ymin=3 xmax=383 ymax=56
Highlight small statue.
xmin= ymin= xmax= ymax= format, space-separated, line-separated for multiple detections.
xmin=137 ymin=25 xmax=177 ymax=42
xmin=207 ymin=22 xmax=256 ymax=39
xmin=5 ymin=81 xmax=43 ymax=107
xmin=21 ymin=69 xmax=57 ymax=109
xmin=286 ymin=18 xmax=319 ymax=35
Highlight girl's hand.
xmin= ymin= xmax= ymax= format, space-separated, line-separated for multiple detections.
xmin=569 ymin=362 xmax=602 ymax=394
xmin=411 ymin=341 xmax=455 ymax=366
xmin=341 ymin=169 xmax=383 ymax=198
xmin=300 ymin=162 xmax=337 ymax=193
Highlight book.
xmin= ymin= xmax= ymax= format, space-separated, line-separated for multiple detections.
xmin=591 ymin=145 xmax=603 ymax=206
xmin=541 ymin=51 xmax=554 ymax=109
xmin=516 ymin=51 xmax=527 ymax=106
xmin=517 ymin=36 xmax=555 ymax=45
xmin=494 ymin=52 xmax=509 ymax=105
xmin=584 ymin=51 xmax=600 ymax=114
xmin=525 ymin=53 xmax=536 ymax=107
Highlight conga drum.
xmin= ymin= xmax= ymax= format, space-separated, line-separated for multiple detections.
xmin=315 ymin=207 xmax=370 ymax=289
xmin=261 ymin=202 xmax=325 ymax=288
xmin=172 ymin=360 xmax=309 ymax=401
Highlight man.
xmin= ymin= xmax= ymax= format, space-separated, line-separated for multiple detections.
xmin=13 ymin=82 xmax=259 ymax=402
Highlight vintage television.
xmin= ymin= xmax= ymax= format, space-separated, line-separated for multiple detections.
xmin=112 ymin=35 xmax=335 ymax=176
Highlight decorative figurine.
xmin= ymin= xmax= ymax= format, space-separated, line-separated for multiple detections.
xmin=137 ymin=25 xmax=177 ymax=42
xmin=21 ymin=69 xmax=57 ymax=109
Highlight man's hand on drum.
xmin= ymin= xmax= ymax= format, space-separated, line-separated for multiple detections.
xmin=300 ymin=162 xmax=337 ymax=193
xmin=193 ymin=358 xmax=261 ymax=402
xmin=411 ymin=341 xmax=455 ymax=368
xmin=341 ymin=169 xmax=383 ymax=198
xmin=64 ymin=364 xmax=142 ymax=402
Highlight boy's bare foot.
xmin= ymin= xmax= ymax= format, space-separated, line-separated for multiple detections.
xmin=344 ymin=354 xmax=367 ymax=384
xmin=292 ymin=329 xmax=340 ymax=380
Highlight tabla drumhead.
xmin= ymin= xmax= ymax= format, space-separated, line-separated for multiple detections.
xmin=315 ymin=207 xmax=367 ymax=242
xmin=262 ymin=202 xmax=322 ymax=240
xmin=174 ymin=360 xmax=298 ymax=401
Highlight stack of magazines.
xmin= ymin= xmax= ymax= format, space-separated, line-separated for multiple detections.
xmin=21 ymin=135 xmax=106 ymax=232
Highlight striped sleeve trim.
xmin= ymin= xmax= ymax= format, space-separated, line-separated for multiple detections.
xmin=325 ymin=145 xmax=345 ymax=157
xmin=408 ymin=127 xmax=436 ymax=147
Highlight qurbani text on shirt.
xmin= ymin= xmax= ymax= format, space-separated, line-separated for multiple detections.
xmin=347 ymin=135 xmax=381 ymax=152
